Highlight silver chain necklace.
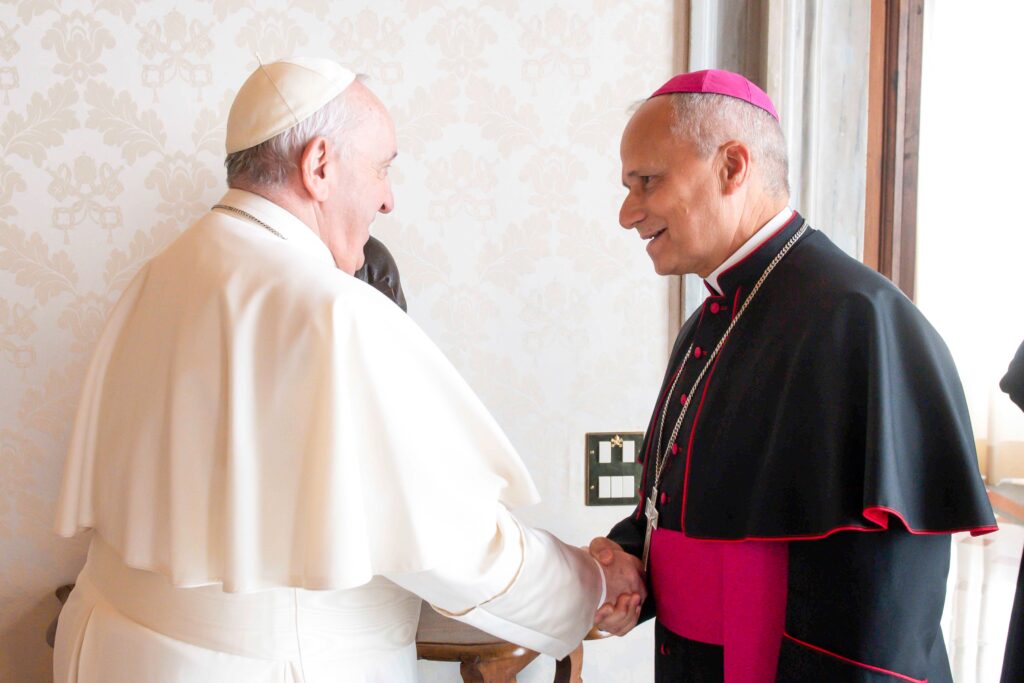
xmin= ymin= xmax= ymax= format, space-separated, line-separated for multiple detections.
xmin=641 ymin=223 xmax=808 ymax=569
xmin=212 ymin=204 xmax=287 ymax=241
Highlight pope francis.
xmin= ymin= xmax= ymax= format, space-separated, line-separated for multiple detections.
xmin=51 ymin=58 xmax=644 ymax=683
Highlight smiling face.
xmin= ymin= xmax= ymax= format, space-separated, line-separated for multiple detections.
xmin=618 ymin=96 xmax=733 ymax=278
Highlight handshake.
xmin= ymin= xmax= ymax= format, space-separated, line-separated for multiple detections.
xmin=588 ymin=537 xmax=646 ymax=636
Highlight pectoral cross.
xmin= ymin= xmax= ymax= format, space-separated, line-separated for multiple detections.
xmin=641 ymin=487 xmax=659 ymax=570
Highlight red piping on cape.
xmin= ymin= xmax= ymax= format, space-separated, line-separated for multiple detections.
xmin=679 ymin=507 xmax=998 ymax=542
xmin=783 ymin=633 xmax=927 ymax=683
xmin=862 ymin=506 xmax=998 ymax=537
xmin=695 ymin=296 xmax=709 ymax=327
xmin=680 ymin=519 xmax=998 ymax=543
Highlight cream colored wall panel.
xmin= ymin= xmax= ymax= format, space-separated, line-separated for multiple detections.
xmin=0 ymin=1 xmax=672 ymax=681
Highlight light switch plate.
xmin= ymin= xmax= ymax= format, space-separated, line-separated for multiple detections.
xmin=585 ymin=432 xmax=644 ymax=506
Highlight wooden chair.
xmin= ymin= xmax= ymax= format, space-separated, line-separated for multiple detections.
xmin=416 ymin=602 xmax=589 ymax=683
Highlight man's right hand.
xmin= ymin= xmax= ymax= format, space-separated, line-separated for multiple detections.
xmin=589 ymin=537 xmax=645 ymax=636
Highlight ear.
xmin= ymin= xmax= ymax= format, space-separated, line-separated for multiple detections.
xmin=718 ymin=140 xmax=752 ymax=195
xmin=299 ymin=136 xmax=332 ymax=202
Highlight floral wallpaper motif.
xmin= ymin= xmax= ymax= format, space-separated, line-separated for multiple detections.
xmin=0 ymin=1 xmax=673 ymax=680
xmin=42 ymin=11 xmax=114 ymax=81
xmin=48 ymin=154 xmax=122 ymax=244
xmin=138 ymin=10 xmax=214 ymax=95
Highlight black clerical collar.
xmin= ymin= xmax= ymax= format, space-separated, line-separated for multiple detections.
xmin=704 ymin=210 xmax=804 ymax=297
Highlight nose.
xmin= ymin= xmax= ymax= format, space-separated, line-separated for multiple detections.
xmin=379 ymin=182 xmax=394 ymax=214
xmin=619 ymin=193 xmax=643 ymax=231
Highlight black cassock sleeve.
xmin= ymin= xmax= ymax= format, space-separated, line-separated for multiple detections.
xmin=608 ymin=512 xmax=658 ymax=625
xmin=778 ymin=529 xmax=953 ymax=683
xmin=608 ymin=511 xmax=645 ymax=558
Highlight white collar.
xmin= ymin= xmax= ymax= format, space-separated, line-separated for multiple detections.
xmin=705 ymin=206 xmax=794 ymax=295
xmin=215 ymin=188 xmax=337 ymax=269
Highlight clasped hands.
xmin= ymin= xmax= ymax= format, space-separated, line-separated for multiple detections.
xmin=589 ymin=537 xmax=645 ymax=636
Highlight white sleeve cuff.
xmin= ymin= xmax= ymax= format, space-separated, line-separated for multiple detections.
xmin=386 ymin=504 xmax=525 ymax=612
xmin=450 ymin=518 xmax=604 ymax=659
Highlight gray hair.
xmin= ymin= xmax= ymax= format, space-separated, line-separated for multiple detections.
xmin=668 ymin=93 xmax=790 ymax=197
xmin=225 ymin=80 xmax=366 ymax=188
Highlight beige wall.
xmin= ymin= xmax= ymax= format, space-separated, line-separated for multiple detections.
xmin=0 ymin=1 xmax=673 ymax=681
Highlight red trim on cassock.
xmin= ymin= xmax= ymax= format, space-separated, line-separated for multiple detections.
xmin=680 ymin=336 xmax=729 ymax=526
xmin=635 ymin=357 xmax=689 ymax=521
xmin=783 ymin=633 xmax=927 ymax=683
xmin=641 ymin=301 xmax=725 ymax=521
xmin=696 ymin=298 xmax=710 ymax=326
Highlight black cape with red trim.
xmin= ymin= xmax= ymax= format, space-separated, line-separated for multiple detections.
xmin=1000 ymin=340 xmax=1024 ymax=683
xmin=609 ymin=212 xmax=995 ymax=683
xmin=638 ymin=212 xmax=993 ymax=540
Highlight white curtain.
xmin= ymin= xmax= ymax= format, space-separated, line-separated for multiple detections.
xmin=919 ymin=2 xmax=1024 ymax=681
xmin=942 ymin=527 xmax=1024 ymax=683
xmin=917 ymin=0 xmax=1024 ymax=482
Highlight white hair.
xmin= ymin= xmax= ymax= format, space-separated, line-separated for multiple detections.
xmin=224 ymin=78 xmax=366 ymax=188
xmin=668 ymin=92 xmax=790 ymax=197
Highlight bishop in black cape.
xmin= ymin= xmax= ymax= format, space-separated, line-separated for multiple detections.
xmin=608 ymin=212 xmax=996 ymax=683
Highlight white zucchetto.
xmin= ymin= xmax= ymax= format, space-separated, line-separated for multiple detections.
xmin=225 ymin=57 xmax=356 ymax=154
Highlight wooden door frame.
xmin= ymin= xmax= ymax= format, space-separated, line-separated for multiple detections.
xmin=864 ymin=0 xmax=925 ymax=300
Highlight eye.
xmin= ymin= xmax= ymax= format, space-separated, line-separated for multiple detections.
xmin=624 ymin=174 xmax=655 ymax=193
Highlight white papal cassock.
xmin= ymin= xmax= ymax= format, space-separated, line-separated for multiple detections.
xmin=53 ymin=189 xmax=605 ymax=683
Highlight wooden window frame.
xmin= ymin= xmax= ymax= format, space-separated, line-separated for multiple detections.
xmin=864 ymin=0 xmax=925 ymax=300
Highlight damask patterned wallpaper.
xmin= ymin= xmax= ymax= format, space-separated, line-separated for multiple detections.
xmin=0 ymin=1 xmax=673 ymax=680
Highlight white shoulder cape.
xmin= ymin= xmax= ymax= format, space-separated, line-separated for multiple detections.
xmin=55 ymin=191 xmax=540 ymax=592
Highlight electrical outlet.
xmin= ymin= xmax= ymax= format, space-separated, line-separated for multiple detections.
xmin=585 ymin=432 xmax=644 ymax=506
